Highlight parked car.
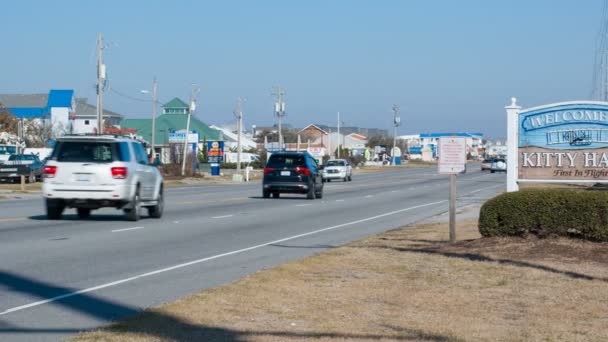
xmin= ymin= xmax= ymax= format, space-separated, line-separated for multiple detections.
xmin=481 ymin=158 xmax=494 ymax=171
xmin=490 ymin=158 xmax=507 ymax=173
xmin=0 ymin=154 xmax=44 ymax=183
xmin=262 ymin=151 xmax=324 ymax=199
xmin=42 ymin=135 xmax=164 ymax=221
xmin=322 ymin=159 xmax=353 ymax=182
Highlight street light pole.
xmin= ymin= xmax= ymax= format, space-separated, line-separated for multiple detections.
xmin=151 ymin=77 xmax=158 ymax=162
xmin=272 ymin=86 xmax=285 ymax=150
xmin=234 ymin=97 xmax=243 ymax=177
xmin=392 ymin=104 xmax=400 ymax=165
xmin=182 ymin=85 xmax=199 ymax=176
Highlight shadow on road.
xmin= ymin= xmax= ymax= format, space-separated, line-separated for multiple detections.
xmin=0 ymin=271 xmax=456 ymax=341
xmin=27 ymin=214 xmax=150 ymax=222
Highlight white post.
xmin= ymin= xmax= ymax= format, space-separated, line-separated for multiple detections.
xmin=506 ymin=97 xmax=521 ymax=192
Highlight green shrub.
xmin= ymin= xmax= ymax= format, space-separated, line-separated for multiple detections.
xmin=479 ymin=189 xmax=608 ymax=242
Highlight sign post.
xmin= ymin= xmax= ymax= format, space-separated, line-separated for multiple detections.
xmin=438 ymin=136 xmax=467 ymax=243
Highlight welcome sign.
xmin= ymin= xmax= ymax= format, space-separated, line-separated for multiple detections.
xmin=518 ymin=102 xmax=608 ymax=181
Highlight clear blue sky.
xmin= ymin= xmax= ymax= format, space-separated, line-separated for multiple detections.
xmin=1 ymin=0 xmax=602 ymax=138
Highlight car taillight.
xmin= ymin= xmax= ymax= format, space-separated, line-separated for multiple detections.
xmin=296 ymin=167 xmax=311 ymax=176
xmin=111 ymin=167 xmax=128 ymax=179
xmin=263 ymin=167 xmax=274 ymax=175
xmin=43 ymin=166 xmax=57 ymax=178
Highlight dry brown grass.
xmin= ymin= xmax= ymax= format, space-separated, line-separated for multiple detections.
xmin=0 ymin=182 xmax=42 ymax=192
xmin=71 ymin=220 xmax=608 ymax=342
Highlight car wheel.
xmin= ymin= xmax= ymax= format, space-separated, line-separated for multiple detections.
xmin=46 ymin=199 xmax=64 ymax=220
xmin=77 ymin=208 xmax=91 ymax=219
xmin=272 ymin=192 xmax=280 ymax=198
xmin=263 ymin=189 xmax=270 ymax=198
xmin=148 ymin=187 xmax=164 ymax=219
xmin=124 ymin=187 xmax=141 ymax=222
xmin=306 ymin=183 xmax=316 ymax=200
xmin=348 ymin=175 xmax=352 ymax=182
xmin=491 ymin=170 xmax=495 ymax=173
xmin=327 ymin=179 xmax=331 ymax=182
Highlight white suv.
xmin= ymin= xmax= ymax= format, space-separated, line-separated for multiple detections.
xmin=42 ymin=135 xmax=164 ymax=221
xmin=322 ymin=159 xmax=353 ymax=182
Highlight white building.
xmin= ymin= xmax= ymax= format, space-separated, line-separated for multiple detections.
xmin=72 ymin=98 xmax=123 ymax=134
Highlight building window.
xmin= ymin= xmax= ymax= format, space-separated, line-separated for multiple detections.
xmin=85 ymin=120 xmax=90 ymax=125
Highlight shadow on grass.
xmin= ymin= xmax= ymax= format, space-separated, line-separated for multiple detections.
xmin=360 ymin=244 xmax=608 ymax=283
xmin=0 ymin=271 xmax=458 ymax=341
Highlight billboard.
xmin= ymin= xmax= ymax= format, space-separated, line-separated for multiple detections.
xmin=207 ymin=141 xmax=224 ymax=163
xmin=517 ymin=102 xmax=608 ymax=181
xmin=168 ymin=132 xmax=199 ymax=144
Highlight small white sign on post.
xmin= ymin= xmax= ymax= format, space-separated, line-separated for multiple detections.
xmin=438 ymin=136 xmax=467 ymax=243
xmin=438 ymin=137 xmax=466 ymax=174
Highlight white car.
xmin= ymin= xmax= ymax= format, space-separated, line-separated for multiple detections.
xmin=42 ymin=135 xmax=164 ymax=221
xmin=322 ymin=159 xmax=353 ymax=182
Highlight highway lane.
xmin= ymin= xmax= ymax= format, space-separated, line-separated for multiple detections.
xmin=0 ymin=166 xmax=505 ymax=341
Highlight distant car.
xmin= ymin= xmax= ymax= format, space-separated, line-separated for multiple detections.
xmin=0 ymin=154 xmax=44 ymax=183
xmin=262 ymin=151 xmax=324 ymax=199
xmin=322 ymin=159 xmax=353 ymax=182
xmin=42 ymin=135 xmax=164 ymax=221
xmin=481 ymin=158 xmax=494 ymax=171
xmin=490 ymin=158 xmax=507 ymax=173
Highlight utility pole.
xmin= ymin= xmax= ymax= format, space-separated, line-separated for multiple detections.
xmin=337 ymin=112 xmax=341 ymax=158
xmin=234 ymin=97 xmax=243 ymax=177
xmin=272 ymin=86 xmax=285 ymax=150
xmin=392 ymin=104 xmax=401 ymax=165
xmin=151 ymin=77 xmax=158 ymax=161
xmin=182 ymin=85 xmax=199 ymax=176
xmin=96 ymin=33 xmax=106 ymax=134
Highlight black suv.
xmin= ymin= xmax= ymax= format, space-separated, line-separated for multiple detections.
xmin=263 ymin=152 xmax=324 ymax=199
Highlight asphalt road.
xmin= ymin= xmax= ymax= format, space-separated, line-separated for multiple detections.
xmin=0 ymin=165 xmax=505 ymax=342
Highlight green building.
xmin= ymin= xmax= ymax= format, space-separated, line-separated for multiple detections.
xmin=122 ymin=97 xmax=222 ymax=163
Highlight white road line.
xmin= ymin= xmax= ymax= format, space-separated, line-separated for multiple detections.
xmin=467 ymin=184 xmax=503 ymax=195
xmin=0 ymin=200 xmax=447 ymax=316
xmin=212 ymin=215 xmax=234 ymax=219
xmin=365 ymin=195 xmax=374 ymax=198
xmin=391 ymin=190 xmax=398 ymax=193
xmin=336 ymin=199 xmax=345 ymax=202
xmin=295 ymin=204 xmax=312 ymax=207
xmin=111 ymin=227 xmax=144 ymax=233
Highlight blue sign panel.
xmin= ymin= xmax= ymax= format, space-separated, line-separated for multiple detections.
xmin=207 ymin=141 xmax=224 ymax=163
xmin=518 ymin=102 xmax=608 ymax=180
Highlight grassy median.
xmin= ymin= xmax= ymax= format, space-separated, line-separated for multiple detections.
xmin=70 ymin=217 xmax=608 ymax=342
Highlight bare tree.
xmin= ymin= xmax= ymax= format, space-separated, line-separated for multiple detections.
xmin=0 ymin=107 xmax=18 ymax=135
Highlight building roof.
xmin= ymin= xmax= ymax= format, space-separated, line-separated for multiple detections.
xmin=347 ymin=133 xmax=367 ymax=140
xmin=299 ymin=124 xmax=328 ymax=135
xmin=419 ymin=132 xmax=483 ymax=138
xmin=122 ymin=114 xmax=222 ymax=145
xmin=0 ymin=94 xmax=48 ymax=108
xmin=47 ymin=90 xmax=74 ymax=107
xmin=163 ymin=97 xmax=189 ymax=109
xmin=209 ymin=125 xmax=257 ymax=150
xmin=74 ymin=98 xmax=123 ymax=118
xmin=6 ymin=107 xmax=48 ymax=119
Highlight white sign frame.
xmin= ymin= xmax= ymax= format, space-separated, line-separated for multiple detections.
xmin=438 ymin=137 xmax=466 ymax=174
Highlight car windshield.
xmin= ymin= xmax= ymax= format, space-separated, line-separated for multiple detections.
xmin=0 ymin=146 xmax=17 ymax=155
xmin=267 ymin=154 xmax=306 ymax=168
xmin=8 ymin=155 xmax=36 ymax=161
xmin=53 ymin=141 xmax=120 ymax=163
xmin=326 ymin=160 xmax=346 ymax=166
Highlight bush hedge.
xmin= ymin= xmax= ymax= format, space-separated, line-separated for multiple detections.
xmin=479 ymin=189 xmax=608 ymax=242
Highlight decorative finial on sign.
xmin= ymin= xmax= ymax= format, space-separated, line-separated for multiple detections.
xmin=511 ymin=97 xmax=518 ymax=107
